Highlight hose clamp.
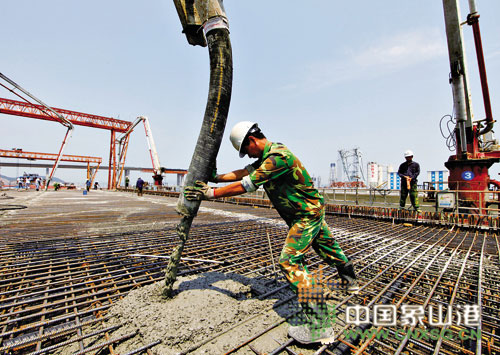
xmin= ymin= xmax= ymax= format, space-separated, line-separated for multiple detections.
xmin=203 ymin=16 xmax=229 ymax=35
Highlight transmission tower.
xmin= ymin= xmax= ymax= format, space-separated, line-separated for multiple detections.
xmin=338 ymin=148 xmax=365 ymax=182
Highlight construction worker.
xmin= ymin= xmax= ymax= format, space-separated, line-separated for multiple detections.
xmin=184 ymin=121 xmax=358 ymax=344
xmin=398 ymin=150 xmax=421 ymax=211
xmin=136 ymin=177 xmax=144 ymax=196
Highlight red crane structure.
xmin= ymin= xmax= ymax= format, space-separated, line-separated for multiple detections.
xmin=0 ymin=96 xmax=132 ymax=189
xmin=0 ymin=97 xmax=131 ymax=131
xmin=442 ymin=0 xmax=500 ymax=215
xmin=0 ymin=148 xmax=102 ymax=187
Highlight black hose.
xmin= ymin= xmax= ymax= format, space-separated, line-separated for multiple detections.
xmin=180 ymin=27 xmax=233 ymax=217
xmin=164 ymin=25 xmax=233 ymax=297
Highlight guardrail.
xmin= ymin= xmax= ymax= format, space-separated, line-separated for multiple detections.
xmin=317 ymin=187 xmax=499 ymax=214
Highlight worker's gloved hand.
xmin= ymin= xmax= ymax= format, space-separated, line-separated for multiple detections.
xmin=404 ymin=176 xmax=411 ymax=188
xmin=184 ymin=181 xmax=215 ymax=201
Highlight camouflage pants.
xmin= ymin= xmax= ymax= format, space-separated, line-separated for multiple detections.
xmin=400 ymin=182 xmax=419 ymax=209
xmin=279 ymin=211 xmax=349 ymax=293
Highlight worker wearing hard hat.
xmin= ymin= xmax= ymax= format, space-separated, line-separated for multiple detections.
xmin=184 ymin=121 xmax=358 ymax=344
xmin=397 ymin=150 xmax=421 ymax=211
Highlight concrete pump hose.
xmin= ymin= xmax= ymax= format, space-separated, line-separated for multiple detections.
xmin=176 ymin=21 xmax=232 ymax=218
xmin=164 ymin=12 xmax=232 ymax=298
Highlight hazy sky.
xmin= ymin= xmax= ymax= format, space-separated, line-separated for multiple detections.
xmin=1 ymin=1 xmax=499 ymax=187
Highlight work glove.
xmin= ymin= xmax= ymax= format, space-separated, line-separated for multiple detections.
xmin=184 ymin=180 xmax=215 ymax=201
xmin=404 ymin=176 xmax=411 ymax=189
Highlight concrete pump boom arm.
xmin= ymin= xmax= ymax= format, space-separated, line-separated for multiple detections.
xmin=140 ymin=116 xmax=162 ymax=176
xmin=117 ymin=115 xmax=163 ymax=177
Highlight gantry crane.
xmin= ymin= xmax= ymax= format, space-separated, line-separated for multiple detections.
xmin=0 ymin=94 xmax=132 ymax=189
xmin=0 ymin=149 xmax=102 ymax=187
xmin=0 ymin=95 xmax=178 ymax=189
xmin=0 ymin=73 xmax=75 ymax=190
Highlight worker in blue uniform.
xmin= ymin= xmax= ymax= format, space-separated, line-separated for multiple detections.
xmin=398 ymin=150 xmax=421 ymax=211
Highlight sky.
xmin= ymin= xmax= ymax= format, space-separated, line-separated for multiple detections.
xmin=1 ymin=0 xmax=499 ymax=187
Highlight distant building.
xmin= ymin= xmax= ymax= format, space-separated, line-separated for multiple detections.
xmin=427 ymin=170 xmax=449 ymax=190
xmin=388 ymin=172 xmax=401 ymax=190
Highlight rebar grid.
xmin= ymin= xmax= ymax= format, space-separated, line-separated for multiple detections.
xmin=1 ymin=193 xmax=498 ymax=354
xmin=303 ymin=221 xmax=499 ymax=355
xmin=235 ymin=215 xmax=498 ymax=354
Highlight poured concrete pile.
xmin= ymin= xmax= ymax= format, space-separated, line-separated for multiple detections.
xmin=55 ymin=272 xmax=296 ymax=354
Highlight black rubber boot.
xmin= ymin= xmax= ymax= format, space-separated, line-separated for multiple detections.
xmin=336 ymin=260 xmax=360 ymax=293
xmin=288 ymin=302 xmax=335 ymax=344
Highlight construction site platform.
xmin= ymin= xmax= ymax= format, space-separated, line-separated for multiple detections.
xmin=0 ymin=189 xmax=498 ymax=354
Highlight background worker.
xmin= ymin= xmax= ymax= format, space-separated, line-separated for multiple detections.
xmin=398 ymin=150 xmax=421 ymax=211
xmin=136 ymin=177 xmax=144 ymax=196
xmin=184 ymin=121 xmax=358 ymax=345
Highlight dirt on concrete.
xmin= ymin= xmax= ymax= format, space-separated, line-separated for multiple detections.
xmin=54 ymin=272 xmax=298 ymax=355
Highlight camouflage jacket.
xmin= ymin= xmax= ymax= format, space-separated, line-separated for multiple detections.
xmin=241 ymin=141 xmax=324 ymax=225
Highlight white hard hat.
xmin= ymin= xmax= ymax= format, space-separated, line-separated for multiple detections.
xmin=230 ymin=121 xmax=258 ymax=158
xmin=404 ymin=150 xmax=414 ymax=157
